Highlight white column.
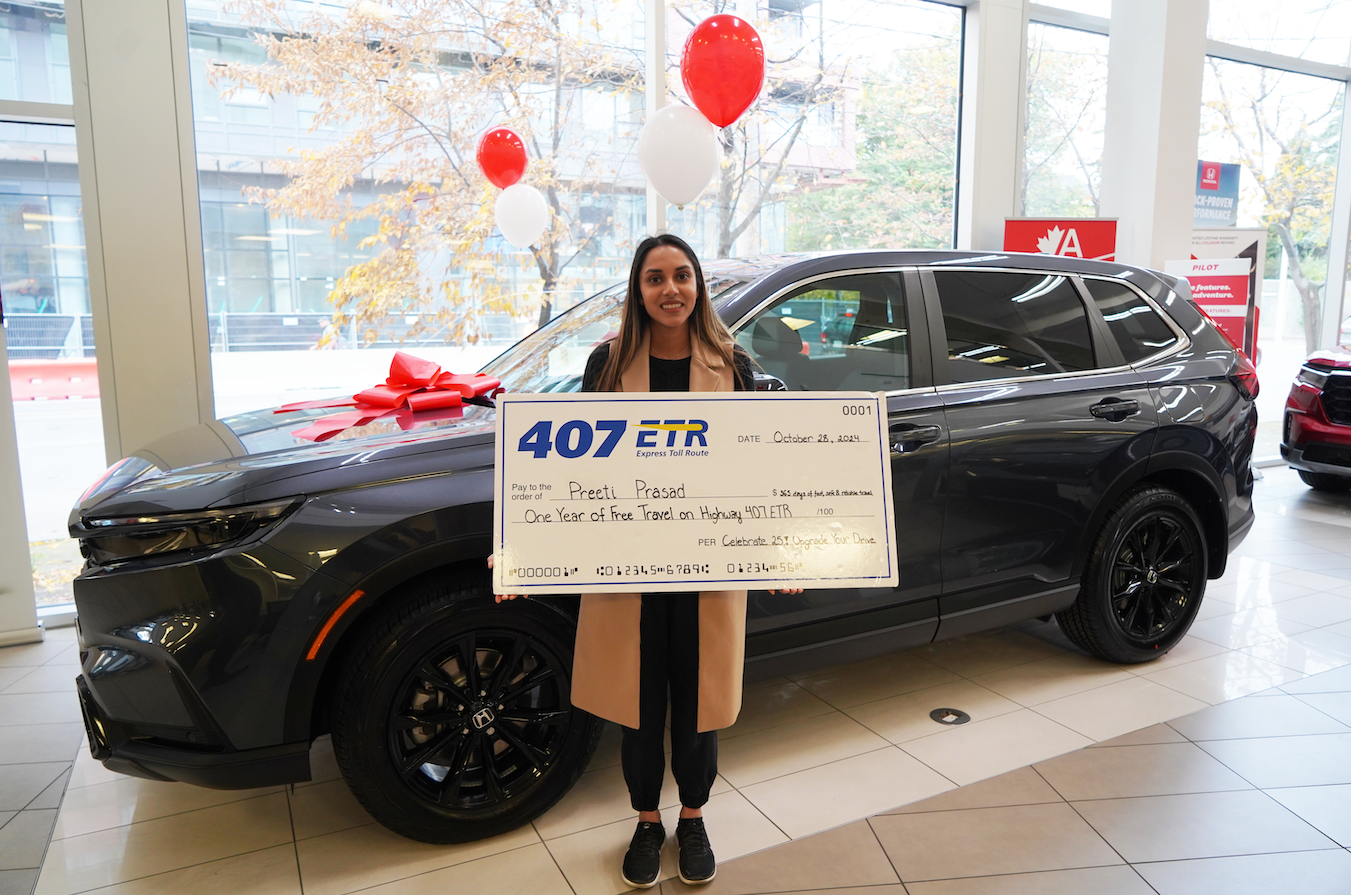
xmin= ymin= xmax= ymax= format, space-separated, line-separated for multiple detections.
xmin=67 ymin=0 xmax=214 ymax=464
xmin=956 ymin=0 xmax=1029 ymax=251
xmin=645 ymin=0 xmax=667 ymax=236
xmin=0 ymin=326 xmax=41 ymax=646
xmin=1098 ymin=0 xmax=1208 ymax=269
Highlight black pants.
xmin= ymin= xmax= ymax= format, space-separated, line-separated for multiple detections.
xmin=621 ymin=593 xmax=718 ymax=812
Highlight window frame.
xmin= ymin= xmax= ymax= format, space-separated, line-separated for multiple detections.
xmin=1077 ymin=274 xmax=1190 ymax=369
xmin=728 ymin=266 xmax=936 ymax=393
xmin=918 ymin=265 xmax=1147 ymax=389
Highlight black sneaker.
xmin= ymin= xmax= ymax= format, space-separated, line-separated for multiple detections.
xmin=621 ymin=820 xmax=665 ymax=889
xmin=676 ymin=817 xmax=716 ymax=885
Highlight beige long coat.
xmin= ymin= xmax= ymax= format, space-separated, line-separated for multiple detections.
xmin=569 ymin=334 xmax=749 ymax=733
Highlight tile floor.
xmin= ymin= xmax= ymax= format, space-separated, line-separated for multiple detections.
xmin=683 ymin=667 xmax=1351 ymax=895
xmin=2 ymin=465 xmax=1350 ymax=895
xmin=0 ymin=627 xmax=82 ymax=895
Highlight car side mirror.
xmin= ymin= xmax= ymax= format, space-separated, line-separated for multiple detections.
xmin=753 ymin=371 xmax=787 ymax=391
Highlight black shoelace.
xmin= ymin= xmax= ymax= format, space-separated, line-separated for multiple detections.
xmin=630 ymin=822 xmax=663 ymax=858
xmin=678 ymin=819 xmax=712 ymax=857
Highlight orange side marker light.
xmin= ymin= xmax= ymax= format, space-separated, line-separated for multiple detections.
xmin=306 ymin=589 xmax=366 ymax=661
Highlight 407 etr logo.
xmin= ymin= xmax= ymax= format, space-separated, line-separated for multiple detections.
xmin=517 ymin=419 xmax=710 ymax=459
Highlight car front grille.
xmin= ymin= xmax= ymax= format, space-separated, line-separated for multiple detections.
xmin=1320 ymin=375 xmax=1351 ymax=425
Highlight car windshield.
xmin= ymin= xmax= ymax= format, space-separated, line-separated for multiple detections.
xmin=482 ymin=277 xmax=750 ymax=393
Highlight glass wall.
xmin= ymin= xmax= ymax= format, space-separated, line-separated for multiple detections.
xmin=0 ymin=2 xmax=71 ymax=105
xmin=1023 ymin=22 xmax=1108 ymax=216
xmin=0 ymin=123 xmax=84 ymax=318
xmin=666 ymin=0 xmax=963 ymax=259
xmin=0 ymin=46 xmax=103 ymax=612
xmin=184 ymin=0 xmax=963 ymax=416
xmin=1032 ymin=0 xmax=1109 ymax=16
xmin=184 ymin=0 xmax=651 ymax=416
xmin=1198 ymin=57 xmax=1345 ymax=456
xmin=1209 ymin=0 xmax=1351 ymax=68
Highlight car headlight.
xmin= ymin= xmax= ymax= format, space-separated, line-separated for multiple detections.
xmin=75 ymin=498 xmax=301 ymax=567
xmin=1297 ymin=366 xmax=1329 ymax=389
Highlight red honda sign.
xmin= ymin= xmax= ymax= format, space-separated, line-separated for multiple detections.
xmin=1003 ymin=218 xmax=1117 ymax=262
xmin=1200 ymin=161 xmax=1222 ymax=190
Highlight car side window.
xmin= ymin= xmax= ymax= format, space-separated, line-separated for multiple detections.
xmin=931 ymin=270 xmax=1095 ymax=383
xmin=735 ymin=272 xmax=909 ymax=391
xmin=1082 ymin=278 xmax=1179 ymax=364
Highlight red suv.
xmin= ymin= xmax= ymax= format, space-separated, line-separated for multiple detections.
xmin=1283 ymin=348 xmax=1351 ymax=491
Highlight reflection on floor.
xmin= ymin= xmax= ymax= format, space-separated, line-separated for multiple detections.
xmin=4 ymin=466 xmax=1351 ymax=895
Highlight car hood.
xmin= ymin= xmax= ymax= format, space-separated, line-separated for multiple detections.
xmin=75 ymin=402 xmax=497 ymax=521
xmin=1306 ymin=347 xmax=1351 ymax=370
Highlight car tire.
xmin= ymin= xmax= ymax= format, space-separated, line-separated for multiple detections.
xmin=1298 ymin=470 xmax=1351 ymax=492
xmin=1056 ymin=486 xmax=1207 ymax=664
xmin=330 ymin=570 xmax=602 ymax=843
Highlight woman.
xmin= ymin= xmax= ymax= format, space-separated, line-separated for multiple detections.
xmin=494 ymin=234 xmax=800 ymax=888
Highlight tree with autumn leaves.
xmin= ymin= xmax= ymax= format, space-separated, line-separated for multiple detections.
xmin=671 ymin=1 xmax=961 ymax=257
xmin=1022 ymin=24 xmax=1107 ymax=218
xmin=1202 ymin=58 xmax=1343 ymax=353
xmin=667 ymin=0 xmax=843 ymax=258
xmin=212 ymin=0 xmax=963 ymax=339
xmin=213 ymin=0 xmax=644 ymax=338
xmin=785 ymin=42 xmax=959 ymax=251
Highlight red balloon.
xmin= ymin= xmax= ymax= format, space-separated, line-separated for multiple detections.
xmin=681 ymin=15 xmax=765 ymax=128
xmin=476 ymin=128 xmax=528 ymax=189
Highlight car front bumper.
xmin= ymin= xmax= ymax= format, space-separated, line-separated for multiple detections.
xmin=69 ymin=539 xmax=351 ymax=788
xmin=1281 ymin=441 xmax=1351 ymax=476
xmin=76 ymin=676 xmax=310 ymax=787
xmin=1282 ymin=383 xmax=1351 ymax=476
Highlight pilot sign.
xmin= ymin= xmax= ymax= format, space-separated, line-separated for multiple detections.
xmin=492 ymin=391 xmax=899 ymax=595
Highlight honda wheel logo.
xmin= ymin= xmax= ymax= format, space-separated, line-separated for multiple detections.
xmin=472 ymin=707 xmax=495 ymax=729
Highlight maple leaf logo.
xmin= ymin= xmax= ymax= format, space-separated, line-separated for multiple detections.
xmin=1036 ymin=226 xmax=1063 ymax=254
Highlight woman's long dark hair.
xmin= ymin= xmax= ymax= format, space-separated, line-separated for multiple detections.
xmin=594 ymin=234 xmax=737 ymax=392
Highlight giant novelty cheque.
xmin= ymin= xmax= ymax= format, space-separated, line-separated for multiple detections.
xmin=493 ymin=391 xmax=899 ymax=594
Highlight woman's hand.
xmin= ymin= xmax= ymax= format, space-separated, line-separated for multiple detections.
xmin=767 ymin=588 xmax=804 ymax=595
xmin=486 ymin=555 xmax=526 ymax=603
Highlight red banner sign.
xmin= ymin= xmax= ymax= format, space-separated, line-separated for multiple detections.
xmin=1003 ymin=218 xmax=1117 ymax=262
xmin=1164 ymin=259 xmax=1250 ymax=351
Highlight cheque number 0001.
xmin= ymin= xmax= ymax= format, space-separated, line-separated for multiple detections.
xmin=842 ymin=404 xmax=872 ymax=415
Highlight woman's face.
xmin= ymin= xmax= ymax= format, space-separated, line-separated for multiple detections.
xmin=638 ymin=244 xmax=699 ymax=335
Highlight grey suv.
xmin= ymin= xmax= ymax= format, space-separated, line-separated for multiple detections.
xmin=70 ymin=250 xmax=1257 ymax=843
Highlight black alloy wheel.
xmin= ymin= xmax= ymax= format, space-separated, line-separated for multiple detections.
xmin=331 ymin=572 xmax=602 ymax=843
xmin=1058 ymin=486 xmax=1207 ymax=663
xmin=391 ymin=628 xmax=571 ymax=810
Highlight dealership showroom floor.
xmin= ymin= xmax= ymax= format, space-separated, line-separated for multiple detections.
xmin=2 ymin=465 xmax=1351 ymax=895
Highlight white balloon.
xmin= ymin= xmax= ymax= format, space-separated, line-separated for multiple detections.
xmin=494 ymin=184 xmax=549 ymax=249
xmin=638 ymin=105 xmax=720 ymax=207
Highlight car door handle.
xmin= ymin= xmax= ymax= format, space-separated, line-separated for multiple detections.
xmin=1089 ymin=398 xmax=1141 ymax=421
xmin=889 ymin=423 xmax=943 ymax=453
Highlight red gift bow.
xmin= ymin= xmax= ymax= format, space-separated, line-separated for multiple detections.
xmin=275 ymin=351 xmax=501 ymax=442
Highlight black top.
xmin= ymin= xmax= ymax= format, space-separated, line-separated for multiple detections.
xmin=581 ymin=341 xmax=755 ymax=393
